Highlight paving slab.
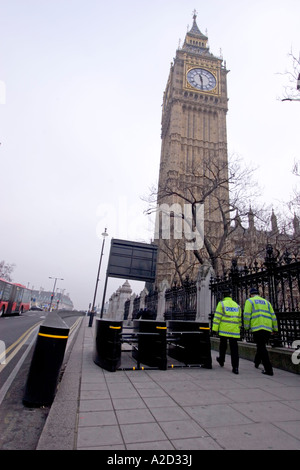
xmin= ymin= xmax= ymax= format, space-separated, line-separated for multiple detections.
xmin=208 ymin=422 xmax=300 ymax=450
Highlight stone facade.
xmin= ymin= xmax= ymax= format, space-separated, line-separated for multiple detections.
xmin=154 ymin=14 xmax=300 ymax=290
xmin=231 ymin=209 xmax=300 ymax=266
xmin=155 ymin=14 xmax=230 ymax=289
xmin=106 ymin=280 xmax=132 ymax=321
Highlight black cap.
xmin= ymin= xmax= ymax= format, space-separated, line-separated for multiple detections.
xmin=250 ymin=287 xmax=259 ymax=295
xmin=223 ymin=288 xmax=232 ymax=297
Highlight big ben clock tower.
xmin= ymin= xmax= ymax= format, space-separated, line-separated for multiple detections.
xmin=155 ymin=12 xmax=229 ymax=288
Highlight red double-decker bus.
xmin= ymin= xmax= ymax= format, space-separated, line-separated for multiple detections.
xmin=0 ymin=278 xmax=31 ymax=316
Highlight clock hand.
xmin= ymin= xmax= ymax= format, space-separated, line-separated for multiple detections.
xmin=198 ymin=73 xmax=203 ymax=89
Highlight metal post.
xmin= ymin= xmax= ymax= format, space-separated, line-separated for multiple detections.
xmin=49 ymin=277 xmax=63 ymax=311
xmin=89 ymin=228 xmax=108 ymax=327
xmin=100 ymin=273 xmax=109 ymax=319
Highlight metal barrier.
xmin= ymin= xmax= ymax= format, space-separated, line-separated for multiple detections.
xmin=167 ymin=320 xmax=212 ymax=368
xmin=93 ymin=319 xmax=213 ymax=372
xmin=131 ymin=320 xmax=167 ymax=370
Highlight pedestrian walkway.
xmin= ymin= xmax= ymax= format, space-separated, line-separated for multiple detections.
xmin=38 ymin=319 xmax=300 ymax=450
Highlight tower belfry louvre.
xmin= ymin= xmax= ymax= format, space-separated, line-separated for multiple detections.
xmin=155 ymin=13 xmax=230 ymax=288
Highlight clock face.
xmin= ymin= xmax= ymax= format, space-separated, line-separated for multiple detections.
xmin=187 ymin=68 xmax=216 ymax=91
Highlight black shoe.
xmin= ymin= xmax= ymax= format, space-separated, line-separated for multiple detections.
xmin=254 ymin=362 xmax=260 ymax=369
xmin=262 ymin=370 xmax=273 ymax=376
xmin=216 ymin=357 xmax=224 ymax=367
xmin=232 ymin=368 xmax=239 ymax=374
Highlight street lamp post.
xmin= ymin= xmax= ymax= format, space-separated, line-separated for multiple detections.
xmin=89 ymin=228 xmax=108 ymax=327
xmin=49 ymin=277 xmax=64 ymax=311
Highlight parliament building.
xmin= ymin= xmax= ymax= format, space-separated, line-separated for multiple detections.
xmin=154 ymin=13 xmax=299 ymax=290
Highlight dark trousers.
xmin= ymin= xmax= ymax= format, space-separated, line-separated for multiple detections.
xmin=253 ymin=330 xmax=273 ymax=373
xmin=219 ymin=336 xmax=239 ymax=369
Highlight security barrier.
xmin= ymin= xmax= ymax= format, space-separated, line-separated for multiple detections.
xmin=167 ymin=320 xmax=212 ymax=368
xmin=93 ymin=319 xmax=122 ymax=372
xmin=92 ymin=319 xmax=212 ymax=372
xmin=23 ymin=312 xmax=70 ymax=407
xmin=131 ymin=320 xmax=167 ymax=370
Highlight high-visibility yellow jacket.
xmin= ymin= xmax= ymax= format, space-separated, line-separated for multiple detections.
xmin=212 ymin=297 xmax=242 ymax=338
xmin=243 ymin=295 xmax=278 ymax=333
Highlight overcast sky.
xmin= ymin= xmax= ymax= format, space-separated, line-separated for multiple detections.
xmin=0 ymin=0 xmax=299 ymax=310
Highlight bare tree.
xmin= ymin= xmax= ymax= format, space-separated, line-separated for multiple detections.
xmin=280 ymin=50 xmax=300 ymax=102
xmin=276 ymin=49 xmax=300 ymax=255
xmin=0 ymin=260 xmax=15 ymax=282
xmin=277 ymin=159 xmax=300 ymax=258
xmin=146 ymin=154 xmax=268 ymax=279
xmin=290 ymin=159 xmax=300 ymax=210
xmin=157 ymin=238 xmax=199 ymax=285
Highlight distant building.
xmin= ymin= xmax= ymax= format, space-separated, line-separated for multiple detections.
xmin=230 ymin=209 xmax=300 ymax=267
xmin=105 ymin=280 xmax=132 ymax=321
xmin=31 ymin=288 xmax=74 ymax=311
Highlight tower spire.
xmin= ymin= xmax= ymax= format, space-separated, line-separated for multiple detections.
xmin=182 ymin=10 xmax=209 ymax=55
xmin=188 ymin=9 xmax=207 ymax=38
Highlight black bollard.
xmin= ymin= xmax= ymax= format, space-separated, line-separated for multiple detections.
xmin=23 ymin=312 xmax=70 ymax=407
xmin=93 ymin=319 xmax=122 ymax=372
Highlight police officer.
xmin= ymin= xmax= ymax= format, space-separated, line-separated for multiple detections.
xmin=244 ymin=287 xmax=278 ymax=376
xmin=212 ymin=289 xmax=242 ymax=374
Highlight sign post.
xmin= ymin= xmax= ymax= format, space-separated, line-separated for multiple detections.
xmin=100 ymin=239 xmax=157 ymax=318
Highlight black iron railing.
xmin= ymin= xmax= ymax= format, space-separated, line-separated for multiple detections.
xmin=164 ymin=277 xmax=197 ymax=321
xmin=210 ymin=245 xmax=300 ymax=348
xmin=124 ymin=244 xmax=300 ymax=348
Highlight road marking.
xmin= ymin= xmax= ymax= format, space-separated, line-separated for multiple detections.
xmin=0 ymin=316 xmax=83 ymax=406
xmin=0 ymin=322 xmax=41 ymax=371
xmin=69 ymin=317 xmax=81 ymax=334
xmin=0 ymin=321 xmax=41 ymax=361
xmin=0 ymin=325 xmax=40 ymax=406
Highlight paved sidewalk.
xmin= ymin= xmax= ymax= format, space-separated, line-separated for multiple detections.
xmin=38 ymin=318 xmax=300 ymax=450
